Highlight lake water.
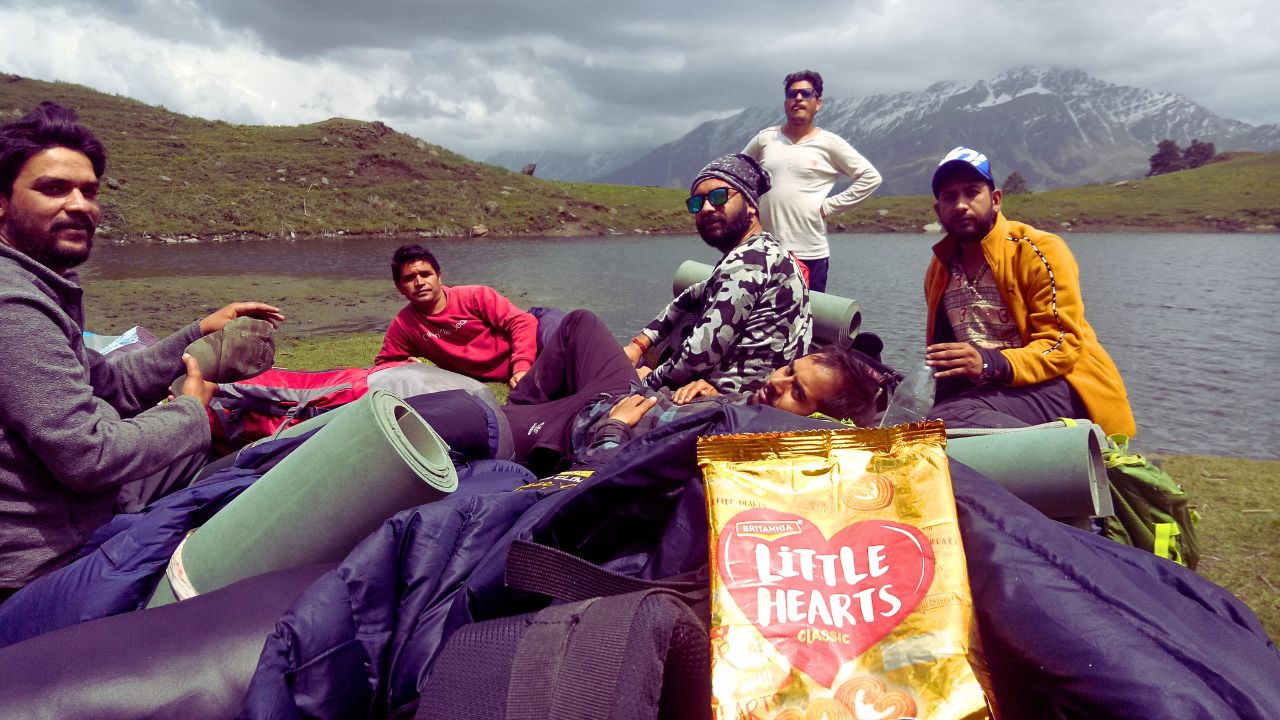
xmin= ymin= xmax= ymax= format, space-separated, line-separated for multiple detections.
xmin=81 ymin=232 xmax=1280 ymax=460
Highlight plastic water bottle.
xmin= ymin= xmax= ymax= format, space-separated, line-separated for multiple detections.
xmin=879 ymin=360 xmax=936 ymax=427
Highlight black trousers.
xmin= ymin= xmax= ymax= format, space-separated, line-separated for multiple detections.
xmin=800 ymin=256 xmax=829 ymax=294
xmin=114 ymin=448 xmax=208 ymax=514
xmin=931 ymin=375 xmax=1089 ymax=429
xmin=502 ymin=309 xmax=637 ymax=470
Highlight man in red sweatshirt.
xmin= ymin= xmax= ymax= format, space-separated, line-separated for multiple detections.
xmin=375 ymin=245 xmax=538 ymax=389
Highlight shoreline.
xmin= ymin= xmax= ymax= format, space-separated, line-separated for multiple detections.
xmin=1149 ymin=451 xmax=1280 ymax=464
xmin=95 ymin=222 xmax=1278 ymax=245
xmin=96 ymin=227 xmax=690 ymax=245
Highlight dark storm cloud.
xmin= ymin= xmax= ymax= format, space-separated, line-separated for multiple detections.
xmin=0 ymin=0 xmax=228 ymax=46
xmin=0 ymin=0 xmax=1274 ymax=157
xmin=41 ymin=0 xmax=863 ymax=60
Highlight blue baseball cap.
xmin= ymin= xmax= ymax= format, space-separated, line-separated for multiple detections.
xmin=931 ymin=146 xmax=994 ymax=196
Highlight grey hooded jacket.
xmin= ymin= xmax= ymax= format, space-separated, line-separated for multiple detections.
xmin=0 ymin=242 xmax=210 ymax=589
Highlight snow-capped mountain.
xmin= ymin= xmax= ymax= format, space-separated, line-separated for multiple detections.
xmin=589 ymin=67 xmax=1279 ymax=194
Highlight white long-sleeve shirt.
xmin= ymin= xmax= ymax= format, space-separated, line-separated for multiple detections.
xmin=742 ymin=126 xmax=882 ymax=260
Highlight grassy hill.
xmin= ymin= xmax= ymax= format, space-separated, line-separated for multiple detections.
xmin=0 ymin=74 xmax=688 ymax=239
xmin=2 ymin=73 xmax=1278 ymax=239
xmin=833 ymin=151 xmax=1280 ymax=234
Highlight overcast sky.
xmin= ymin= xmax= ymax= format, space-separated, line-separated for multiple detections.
xmin=1 ymin=0 xmax=1276 ymax=160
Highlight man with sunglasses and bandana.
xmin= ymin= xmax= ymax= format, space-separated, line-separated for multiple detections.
xmin=742 ymin=70 xmax=882 ymax=293
xmin=623 ymin=153 xmax=812 ymax=396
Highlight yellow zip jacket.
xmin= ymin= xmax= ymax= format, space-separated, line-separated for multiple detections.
xmin=925 ymin=213 xmax=1136 ymax=436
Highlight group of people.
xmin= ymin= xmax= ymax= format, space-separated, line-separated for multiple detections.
xmin=0 ymin=72 xmax=1134 ymax=597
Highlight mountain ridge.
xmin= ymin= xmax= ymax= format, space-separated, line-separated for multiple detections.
xmin=556 ymin=67 xmax=1279 ymax=194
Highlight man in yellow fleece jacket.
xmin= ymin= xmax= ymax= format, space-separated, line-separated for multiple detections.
xmin=921 ymin=147 xmax=1135 ymax=436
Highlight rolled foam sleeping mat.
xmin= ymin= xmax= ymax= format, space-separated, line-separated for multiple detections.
xmin=272 ymin=388 xmax=500 ymax=460
xmin=672 ymin=259 xmax=862 ymax=347
xmin=263 ymin=364 xmax=502 ymax=444
xmin=944 ymin=420 xmax=1114 ymax=520
xmin=149 ymin=389 xmax=457 ymax=607
xmin=195 ymin=378 xmax=508 ymax=484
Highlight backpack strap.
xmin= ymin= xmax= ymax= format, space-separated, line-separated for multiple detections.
xmin=267 ymin=387 xmax=354 ymax=441
xmin=506 ymin=591 xmax=657 ymax=720
xmin=504 ymin=539 xmax=705 ymax=604
xmin=1152 ymin=521 xmax=1181 ymax=563
xmin=268 ymin=403 xmax=306 ymax=442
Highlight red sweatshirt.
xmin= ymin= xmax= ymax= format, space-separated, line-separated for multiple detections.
xmin=374 ymin=285 xmax=538 ymax=381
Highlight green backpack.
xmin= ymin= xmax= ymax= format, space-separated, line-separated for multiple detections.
xmin=1101 ymin=434 xmax=1202 ymax=569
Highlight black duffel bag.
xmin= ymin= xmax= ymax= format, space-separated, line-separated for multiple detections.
xmin=0 ymin=562 xmax=331 ymax=720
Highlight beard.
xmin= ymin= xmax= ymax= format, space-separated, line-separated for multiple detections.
xmin=1 ymin=214 xmax=95 ymax=272
xmin=697 ymin=203 xmax=754 ymax=254
xmin=942 ymin=207 xmax=998 ymax=244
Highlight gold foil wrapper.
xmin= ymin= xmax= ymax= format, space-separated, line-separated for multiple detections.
xmin=700 ymin=422 xmax=987 ymax=720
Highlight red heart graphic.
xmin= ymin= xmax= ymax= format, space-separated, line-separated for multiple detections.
xmin=716 ymin=508 xmax=935 ymax=688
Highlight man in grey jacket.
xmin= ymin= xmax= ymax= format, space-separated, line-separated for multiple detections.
xmin=0 ymin=102 xmax=284 ymax=597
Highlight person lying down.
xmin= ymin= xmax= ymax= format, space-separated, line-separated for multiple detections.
xmin=500 ymin=309 xmax=899 ymax=474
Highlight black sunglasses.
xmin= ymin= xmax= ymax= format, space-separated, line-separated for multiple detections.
xmin=686 ymin=186 xmax=737 ymax=213
xmin=786 ymin=88 xmax=819 ymax=100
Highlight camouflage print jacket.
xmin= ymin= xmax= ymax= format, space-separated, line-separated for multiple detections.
xmin=640 ymin=232 xmax=812 ymax=394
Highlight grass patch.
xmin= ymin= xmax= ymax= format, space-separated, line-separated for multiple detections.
xmin=276 ymin=332 xmax=384 ymax=370
xmin=81 ymin=275 xmax=403 ymax=342
xmin=996 ymin=152 xmax=1280 ymax=233
xmin=1155 ymin=454 xmax=1279 ymax=642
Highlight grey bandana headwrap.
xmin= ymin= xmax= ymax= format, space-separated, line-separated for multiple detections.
xmin=690 ymin=153 xmax=772 ymax=210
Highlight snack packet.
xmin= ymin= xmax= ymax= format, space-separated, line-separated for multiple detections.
xmin=699 ymin=421 xmax=986 ymax=720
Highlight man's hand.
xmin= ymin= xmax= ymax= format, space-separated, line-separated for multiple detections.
xmin=607 ymin=394 xmax=659 ymax=428
xmin=926 ymin=342 xmax=983 ymax=380
xmin=199 ymin=302 xmax=286 ymax=335
xmin=623 ymin=341 xmax=645 ymax=368
xmin=178 ymin=354 xmax=217 ymax=407
xmin=509 ymin=370 xmax=527 ymax=390
xmin=672 ymin=379 xmax=720 ymax=404
xmin=636 ymin=366 xmax=652 ymax=382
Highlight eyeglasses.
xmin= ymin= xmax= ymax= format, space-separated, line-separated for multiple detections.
xmin=686 ymin=186 xmax=737 ymax=213
xmin=786 ymin=88 xmax=818 ymax=101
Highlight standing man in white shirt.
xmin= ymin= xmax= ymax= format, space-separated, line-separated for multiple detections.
xmin=742 ymin=70 xmax=882 ymax=293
